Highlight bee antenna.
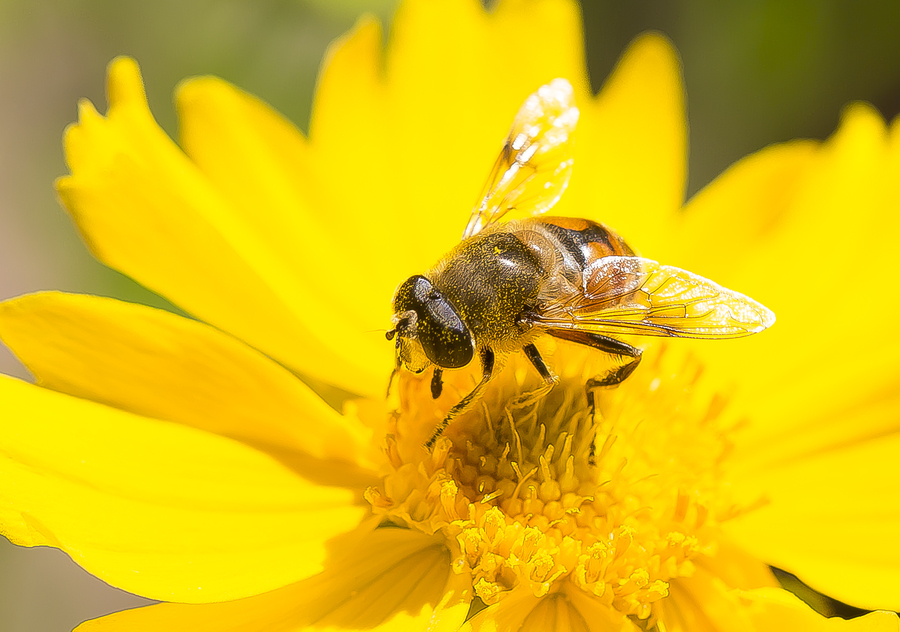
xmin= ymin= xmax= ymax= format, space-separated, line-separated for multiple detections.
xmin=388 ymin=312 xmax=416 ymax=343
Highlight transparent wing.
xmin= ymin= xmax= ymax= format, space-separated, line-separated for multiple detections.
xmin=463 ymin=78 xmax=579 ymax=238
xmin=536 ymin=256 xmax=776 ymax=339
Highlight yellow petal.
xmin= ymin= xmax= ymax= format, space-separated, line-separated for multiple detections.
xmin=686 ymin=104 xmax=900 ymax=436
xmin=696 ymin=537 xmax=779 ymax=591
xmin=558 ymin=33 xmax=687 ymax=252
xmin=658 ymin=139 xmax=819 ymax=276
xmin=0 ymin=375 xmax=367 ymax=603
xmin=383 ymin=0 xmax=588 ymax=245
xmin=724 ymin=431 xmax=900 ymax=612
xmin=464 ymin=583 xmax=632 ymax=632
xmin=76 ymin=528 xmax=470 ymax=632
xmin=309 ymin=0 xmax=588 ymax=285
xmin=57 ymin=57 xmax=388 ymax=397
xmin=174 ymin=74 xmax=397 ymax=381
xmin=0 ymin=292 xmax=379 ymax=479
xmin=661 ymin=104 xmax=900 ymax=612
xmin=665 ymin=574 xmax=898 ymax=632
xmin=738 ymin=588 xmax=899 ymax=631
xmin=661 ymin=570 xmax=756 ymax=632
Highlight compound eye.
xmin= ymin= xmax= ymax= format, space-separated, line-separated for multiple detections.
xmin=393 ymin=276 xmax=475 ymax=369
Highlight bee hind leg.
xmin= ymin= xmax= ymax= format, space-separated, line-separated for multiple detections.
xmin=425 ymin=348 xmax=495 ymax=450
xmin=546 ymin=332 xmax=641 ymax=467
xmin=546 ymin=330 xmax=642 ymax=411
xmin=508 ymin=343 xmax=559 ymax=410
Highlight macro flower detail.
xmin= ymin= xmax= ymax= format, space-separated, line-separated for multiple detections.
xmin=375 ymin=345 xmax=742 ymax=629
xmin=0 ymin=0 xmax=899 ymax=631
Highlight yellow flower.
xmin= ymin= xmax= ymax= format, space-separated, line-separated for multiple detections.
xmin=0 ymin=0 xmax=898 ymax=630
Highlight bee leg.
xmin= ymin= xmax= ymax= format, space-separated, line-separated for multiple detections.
xmin=546 ymin=330 xmax=642 ymax=410
xmin=431 ymin=367 xmax=444 ymax=399
xmin=523 ymin=343 xmax=556 ymax=384
xmin=509 ymin=343 xmax=559 ymax=409
xmin=425 ymin=348 xmax=495 ymax=450
xmin=576 ymin=336 xmax=640 ymax=468
xmin=546 ymin=332 xmax=640 ymax=468
xmin=386 ymin=366 xmax=399 ymax=398
xmin=583 ymin=337 xmax=642 ymax=386
xmin=585 ymin=338 xmax=642 ymax=413
xmin=386 ymin=342 xmax=402 ymax=397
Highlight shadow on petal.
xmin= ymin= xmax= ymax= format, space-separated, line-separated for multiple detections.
xmin=77 ymin=526 xmax=472 ymax=632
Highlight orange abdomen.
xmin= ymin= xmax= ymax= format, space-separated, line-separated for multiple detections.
xmin=532 ymin=217 xmax=634 ymax=271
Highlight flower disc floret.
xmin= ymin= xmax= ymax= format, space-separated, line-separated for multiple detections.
xmin=366 ymin=345 xmax=739 ymax=621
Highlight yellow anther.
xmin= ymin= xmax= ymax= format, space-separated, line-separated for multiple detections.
xmin=366 ymin=348 xmax=737 ymax=620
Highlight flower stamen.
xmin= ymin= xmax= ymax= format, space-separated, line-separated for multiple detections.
xmin=366 ymin=345 xmax=744 ymax=619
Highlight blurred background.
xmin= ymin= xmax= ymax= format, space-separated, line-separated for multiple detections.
xmin=0 ymin=0 xmax=898 ymax=629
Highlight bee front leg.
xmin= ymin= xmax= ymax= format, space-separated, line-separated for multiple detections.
xmin=386 ymin=366 xmax=399 ymax=397
xmin=431 ymin=367 xmax=443 ymax=399
xmin=425 ymin=348 xmax=495 ymax=450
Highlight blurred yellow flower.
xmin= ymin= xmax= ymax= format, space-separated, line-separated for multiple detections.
xmin=0 ymin=0 xmax=899 ymax=631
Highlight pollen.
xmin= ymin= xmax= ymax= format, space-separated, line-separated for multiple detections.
xmin=366 ymin=343 xmax=740 ymax=622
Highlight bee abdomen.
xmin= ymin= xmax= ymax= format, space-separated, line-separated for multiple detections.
xmin=535 ymin=217 xmax=634 ymax=270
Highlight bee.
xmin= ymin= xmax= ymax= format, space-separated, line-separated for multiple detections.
xmin=386 ymin=79 xmax=775 ymax=448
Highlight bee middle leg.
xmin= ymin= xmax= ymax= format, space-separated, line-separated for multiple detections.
xmin=509 ymin=343 xmax=559 ymax=409
xmin=425 ymin=348 xmax=495 ymax=450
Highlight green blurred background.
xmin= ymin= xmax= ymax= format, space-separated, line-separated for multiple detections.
xmin=0 ymin=0 xmax=898 ymax=629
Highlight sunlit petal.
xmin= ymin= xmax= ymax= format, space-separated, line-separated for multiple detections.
xmin=688 ymin=105 xmax=900 ymax=430
xmin=464 ymin=583 xmax=634 ymax=632
xmin=13 ymin=0 xmax=898 ymax=627
xmin=0 ymin=376 xmax=366 ymax=603
xmin=76 ymin=528 xmax=471 ymax=632
xmin=0 ymin=292 xmax=377 ymax=477
xmin=739 ymin=588 xmax=899 ymax=631
xmin=558 ymin=33 xmax=687 ymax=252
xmin=57 ymin=57 xmax=387 ymax=397
xmin=725 ymin=431 xmax=900 ymax=611
xmin=309 ymin=0 xmax=588 ymax=286
xmin=660 ymin=104 xmax=900 ymax=610
xmin=175 ymin=75 xmax=398 ymax=376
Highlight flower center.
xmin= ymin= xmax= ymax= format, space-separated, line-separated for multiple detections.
xmin=365 ymin=343 xmax=739 ymax=621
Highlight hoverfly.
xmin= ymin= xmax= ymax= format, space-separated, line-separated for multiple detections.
xmin=386 ymin=79 xmax=775 ymax=448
